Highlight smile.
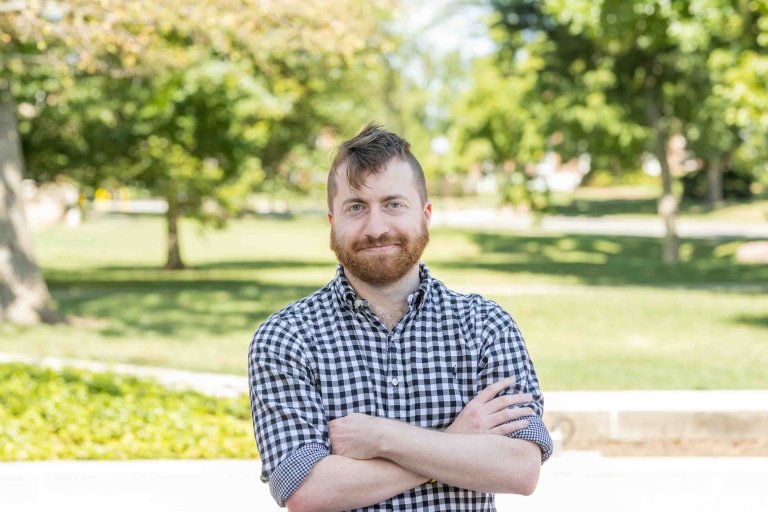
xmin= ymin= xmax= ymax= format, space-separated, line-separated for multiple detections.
xmin=360 ymin=244 xmax=399 ymax=253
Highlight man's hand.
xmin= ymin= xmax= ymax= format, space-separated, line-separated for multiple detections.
xmin=447 ymin=378 xmax=534 ymax=435
xmin=329 ymin=378 xmax=534 ymax=460
xmin=329 ymin=413 xmax=388 ymax=460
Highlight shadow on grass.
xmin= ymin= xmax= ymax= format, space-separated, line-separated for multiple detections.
xmin=193 ymin=259 xmax=334 ymax=271
xmin=549 ymin=198 xmax=659 ymax=217
xmin=44 ymin=260 xmax=333 ymax=288
xmin=438 ymin=231 xmax=768 ymax=287
xmin=44 ymin=263 xmax=329 ymax=339
xmin=547 ymin=195 xmax=764 ymax=218
xmin=731 ymin=314 xmax=768 ymax=330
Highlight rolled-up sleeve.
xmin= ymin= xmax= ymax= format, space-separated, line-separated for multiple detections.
xmin=248 ymin=315 xmax=329 ymax=506
xmin=478 ymin=304 xmax=553 ymax=463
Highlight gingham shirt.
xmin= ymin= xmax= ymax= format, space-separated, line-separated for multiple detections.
xmin=248 ymin=263 xmax=552 ymax=511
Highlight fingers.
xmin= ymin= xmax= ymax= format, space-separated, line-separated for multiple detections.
xmin=486 ymin=393 xmax=534 ymax=413
xmin=474 ymin=377 xmax=516 ymax=404
xmin=485 ymin=406 xmax=534 ymax=436
xmin=490 ymin=418 xmax=530 ymax=436
xmin=489 ymin=406 xmax=534 ymax=425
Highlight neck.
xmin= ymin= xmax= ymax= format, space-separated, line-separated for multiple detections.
xmin=345 ymin=264 xmax=421 ymax=314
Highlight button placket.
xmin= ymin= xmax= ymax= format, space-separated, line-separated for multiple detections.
xmin=385 ymin=331 xmax=400 ymax=418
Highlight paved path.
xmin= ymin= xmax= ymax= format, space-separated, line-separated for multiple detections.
xmin=431 ymin=209 xmax=768 ymax=238
xmin=0 ymin=353 xmax=245 ymax=398
xmin=1 ymin=454 xmax=766 ymax=512
xmin=94 ymin=200 xmax=768 ymax=238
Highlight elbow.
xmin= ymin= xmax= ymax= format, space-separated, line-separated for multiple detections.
xmin=285 ymin=492 xmax=321 ymax=512
xmin=507 ymin=460 xmax=541 ymax=496
xmin=285 ymin=493 xmax=313 ymax=512
xmin=285 ymin=488 xmax=334 ymax=512
xmin=504 ymin=451 xmax=541 ymax=496
xmin=515 ymin=466 xmax=540 ymax=496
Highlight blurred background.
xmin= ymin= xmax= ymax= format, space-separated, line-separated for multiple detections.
xmin=1 ymin=0 xmax=767 ymax=499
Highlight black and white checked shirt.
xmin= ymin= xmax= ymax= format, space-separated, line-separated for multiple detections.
xmin=248 ymin=263 xmax=552 ymax=511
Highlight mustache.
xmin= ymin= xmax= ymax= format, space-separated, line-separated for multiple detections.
xmin=352 ymin=233 xmax=404 ymax=251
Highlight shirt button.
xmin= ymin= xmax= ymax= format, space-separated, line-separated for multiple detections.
xmin=391 ymin=377 xmax=399 ymax=386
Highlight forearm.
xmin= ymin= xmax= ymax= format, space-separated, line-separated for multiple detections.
xmin=286 ymin=455 xmax=429 ymax=512
xmin=377 ymin=421 xmax=541 ymax=495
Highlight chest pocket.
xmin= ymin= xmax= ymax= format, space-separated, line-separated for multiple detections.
xmin=403 ymin=327 xmax=476 ymax=430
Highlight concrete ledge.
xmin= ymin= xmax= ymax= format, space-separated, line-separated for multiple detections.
xmin=544 ymin=391 xmax=768 ymax=446
xmin=546 ymin=390 xmax=768 ymax=412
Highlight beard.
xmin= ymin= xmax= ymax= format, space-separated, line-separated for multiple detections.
xmin=330 ymin=219 xmax=429 ymax=287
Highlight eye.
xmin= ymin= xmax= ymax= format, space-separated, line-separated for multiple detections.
xmin=387 ymin=201 xmax=404 ymax=208
xmin=347 ymin=204 xmax=364 ymax=212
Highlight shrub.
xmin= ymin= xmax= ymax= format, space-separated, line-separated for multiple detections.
xmin=0 ymin=363 xmax=258 ymax=460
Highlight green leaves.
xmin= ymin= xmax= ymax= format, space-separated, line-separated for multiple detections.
xmin=0 ymin=363 xmax=255 ymax=460
xmin=5 ymin=0 xmax=402 ymax=268
xmin=483 ymin=0 xmax=768 ymax=178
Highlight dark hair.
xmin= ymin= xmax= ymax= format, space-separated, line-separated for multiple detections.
xmin=327 ymin=123 xmax=427 ymax=211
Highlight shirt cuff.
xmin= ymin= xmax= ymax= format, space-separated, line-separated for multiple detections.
xmin=268 ymin=442 xmax=330 ymax=507
xmin=508 ymin=414 xmax=554 ymax=463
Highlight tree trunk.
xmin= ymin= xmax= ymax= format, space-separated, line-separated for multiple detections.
xmin=657 ymin=144 xmax=680 ymax=265
xmin=0 ymin=93 xmax=61 ymax=324
xmin=645 ymin=76 xmax=680 ymax=265
xmin=707 ymin=156 xmax=724 ymax=206
xmin=164 ymin=195 xmax=184 ymax=270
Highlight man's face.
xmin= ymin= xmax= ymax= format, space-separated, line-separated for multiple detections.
xmin=328 ymin=158 xmax=431 ymax=286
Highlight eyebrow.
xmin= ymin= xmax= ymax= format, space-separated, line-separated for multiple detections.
xmin=341 ymin=194 xmax=409 ymax=207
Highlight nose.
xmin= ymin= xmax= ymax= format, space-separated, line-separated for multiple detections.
xmin=362 ymin=207 xmax=390 ymax=239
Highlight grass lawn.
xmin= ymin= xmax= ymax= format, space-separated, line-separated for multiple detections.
xmin=1 ymin=213 xmax=766 ymax=390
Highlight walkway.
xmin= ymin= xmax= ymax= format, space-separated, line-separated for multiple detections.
xmin=431 ymin=209 xmax=768 ymax=238
xmin=2 ymin=454 xmax=766 ymax=511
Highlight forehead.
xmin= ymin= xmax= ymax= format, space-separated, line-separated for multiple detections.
xmin=336 ymin=158 xmax=417 ymax=198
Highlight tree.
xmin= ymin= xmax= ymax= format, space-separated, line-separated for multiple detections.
xmin=0 ymin=0 xmax=396 ymax=325
xmin=4 ymin=0 xmax=395 ymax=271
xmin=0 ymin=83 xmax=60 ymax=324
xmin=708 ymin=21 xmax=768 ymax=189
xmin=452 ymin=57 xmax=549 ymax=212
xmin=0 ymin=1 xmax=61 ymax=324
xmin=485 ymin=0 xmax=768 ymax=263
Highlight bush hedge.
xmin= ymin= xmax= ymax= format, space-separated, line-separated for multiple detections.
xmin=0 ymin=363 xmax=258 ymax=460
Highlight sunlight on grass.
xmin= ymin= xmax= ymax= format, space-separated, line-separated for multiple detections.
xmin=592 ymin=240 xmax=622 ymax=254
xmin=713 ymin=241 xmax=742 ymax=258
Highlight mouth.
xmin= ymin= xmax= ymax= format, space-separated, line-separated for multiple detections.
xmin=359 ymin=244 xmax=399 ymax=253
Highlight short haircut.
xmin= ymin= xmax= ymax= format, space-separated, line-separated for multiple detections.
xmin=327 ymin=123 xmax=428 ymax=211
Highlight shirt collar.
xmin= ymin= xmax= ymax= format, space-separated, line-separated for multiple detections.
xmin=332 ymin=263 xmax=433 ymax=312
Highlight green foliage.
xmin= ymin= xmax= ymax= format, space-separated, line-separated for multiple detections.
xmin=0 ymin=363 xmax=256 ymax=461
xmin=3 ymin=0 xmax=400 ymax=267
xmin=474 ymin=0 xmax=768 ymax=191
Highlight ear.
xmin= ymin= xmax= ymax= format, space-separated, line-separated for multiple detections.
xmin=327 ymin=211 xmax=333 ymax=224
xmin=423 ymin=201 xmax=432 ymax=226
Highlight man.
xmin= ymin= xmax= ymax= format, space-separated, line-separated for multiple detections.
xmin=248 ymin=124 xmax=552 ymax=512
